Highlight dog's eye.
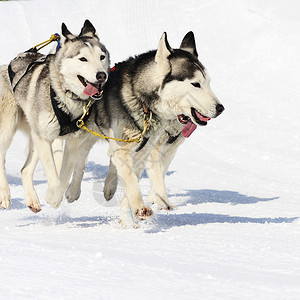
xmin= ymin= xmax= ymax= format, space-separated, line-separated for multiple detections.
xmin=100 ymin=55 xmax=106 ymax=61
xmin=191 ymin=82 xmax=201 ymax=88
xmin=79 ymin=57 xmax=88 ymax=62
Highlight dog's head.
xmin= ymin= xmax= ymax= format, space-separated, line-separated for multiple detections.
xmin=56 ymin=20 xmax=110 ymax=100
xmin=154 ymin=32 xmax=224 ymax=137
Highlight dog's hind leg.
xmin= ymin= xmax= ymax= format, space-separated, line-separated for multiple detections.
xmin=21 ymin=138 xmax=41 ymax=213
xmin=0 ymin=135 xmax=14 ymax=209
xmin=0 ymin=86 xmax=19 ymax=209
xmin=103 ymin=159 xmax=118 ymax=201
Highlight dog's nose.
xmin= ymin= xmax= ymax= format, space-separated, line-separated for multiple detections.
xmin=96 ymin=72 xmax=107 ymax=82
xmin=216 ymin=104 xmax=225 ymax=116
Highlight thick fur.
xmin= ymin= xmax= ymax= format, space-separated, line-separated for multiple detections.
xmin=66 ymin=32 xmax=224 ymax=226
xmin=0 ymin=20 xmax=110 ymax=211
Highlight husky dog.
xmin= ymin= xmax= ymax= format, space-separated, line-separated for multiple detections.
xmin=65 ymin=31 xmax=224 ymax=226
xmin=0 ymin=20 xmax=110 ymax=211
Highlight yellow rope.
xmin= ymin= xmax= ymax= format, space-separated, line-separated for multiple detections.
xmin=77 ymin=121 xmax=140 ymax=143
xmin=32 ymin=33 xmax=60 ymax=51
xmin=76 ymin=100 xmax=152 ymax=144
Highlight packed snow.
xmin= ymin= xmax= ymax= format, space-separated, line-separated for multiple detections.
xmin=0 ymin=0 xmax=299 ymax=299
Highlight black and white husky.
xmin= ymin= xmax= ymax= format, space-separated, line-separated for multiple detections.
xmin=65 ymin=31 xmax=224 ymax=226
xmin=1 ymin=28 xmax=223 ymax=227
xmin=0 ymin=20 xmax=110 ymax=212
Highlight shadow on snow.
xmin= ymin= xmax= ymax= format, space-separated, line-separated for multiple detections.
xmin=18 ymin=214 xmax=118 ymax=228
xmin=173 ymin=189 xmax=279 ymax=206
xmin=7 ymin=174 xmax=47 ymax=187
xmin=7 ymin=163 xmax=298 ymax=230
xmin=82 ymin=161 xmax=108 ymax=181
xmin=145 ymin=213 xmax=298 ymax=233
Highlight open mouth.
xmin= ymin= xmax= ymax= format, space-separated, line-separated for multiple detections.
xmin=177 ymin=108 xmax=211 ymax=138
xmin=77 ymin=75 xmax=103 ymax=100
xmin=191 ymin=107 xmax=211 ymax=125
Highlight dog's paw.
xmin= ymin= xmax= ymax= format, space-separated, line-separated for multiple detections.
xmin=146 ymin=193 xmax=175 ymax=210
xmin=103 ymin=180 xmax=117 ymax=201
xmin=45 ymin=188 xmax=63 ymax=209
xmin=154 ymin=199 xmax=176 ymax=211
xmin=26 ymin=200 xmax=41 ymax=213
xmin=65 ymin=185 xmax=81 ymax=203
xmin=103 ymin=185 xmax=116 ymax=201
xmin=0 ymin=187 xmax=11 ymax=209
xmin=135 ymin=206 xmax=153 ymax=220
xmin=25 ymin=192 xmax=41 ymax=213
xmin=103 ymin=165 xmax=118 ymax=201
xmin=27 ymin=205 xmax=41 ymax=213
xmin=160 ymin=205 xmax=176 ymax=211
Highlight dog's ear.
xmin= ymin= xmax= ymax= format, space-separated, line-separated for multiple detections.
xmin=180 ymin=31 xmax=198 ymax=57
xmin=79 ymin=19 xmax=97 ymax=37
xmin=155 ymin=32 xmax=172 ymax=75
xmin=61 ymin=23 xmax=76 ymax=41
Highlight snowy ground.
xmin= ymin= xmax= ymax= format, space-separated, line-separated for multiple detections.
xmin=0 ymin=0 xmax=300 ymax=299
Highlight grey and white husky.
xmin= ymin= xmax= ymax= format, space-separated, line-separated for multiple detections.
xmin=0 ymin=20 xmax=110 ymax=211
xmin=65 ymin=31 xmax=224 ymax=226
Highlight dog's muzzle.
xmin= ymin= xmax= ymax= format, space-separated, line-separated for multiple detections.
xmin=78 ymin=75 xmax=104 ymax=99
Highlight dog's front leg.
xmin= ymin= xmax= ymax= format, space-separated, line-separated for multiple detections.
xmin=145 ymin=135 xmax=184 ymax=210
xmin=52 ymin=139 xmax=64 ymax=175
xmin=59 ymin=139 xmax=84 ymax=202
xmin=110 ymin=147 xmax=152 ymax=224
xmin=145 ymin=145 xmax=174 ymax=210
xmin=64 ymin=135 xmax=98 ymax=203
xmin=31 ymin=133 xmax=63 ymax=208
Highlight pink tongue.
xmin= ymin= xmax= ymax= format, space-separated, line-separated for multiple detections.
xmin=182 ymin=120 xmax=197 ymax=138
xmin=195 ymin=110 xmax=211 ymax=122
xmin=83 ymin=83 xmax=99 ymax=97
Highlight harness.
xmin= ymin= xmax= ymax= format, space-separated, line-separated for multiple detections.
xmin=8 ymin=34 xmax=153 ymax=145
xmin=8 ymin=33 xmax=60 ymax=91
xmin=7 ymin=34 xmax=95 ymax=137
xmin=166 ymin=131 xmax=181 ymax=144
xmin=76 ymin=67 xmax=153 ymax=149
xmin=76 ymin=100 xmax=153 ymax=147
xmin=8 ymin=51 xmax=47 ymax=92
xmin=50 ymin=87 xmax=94 ymax=136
